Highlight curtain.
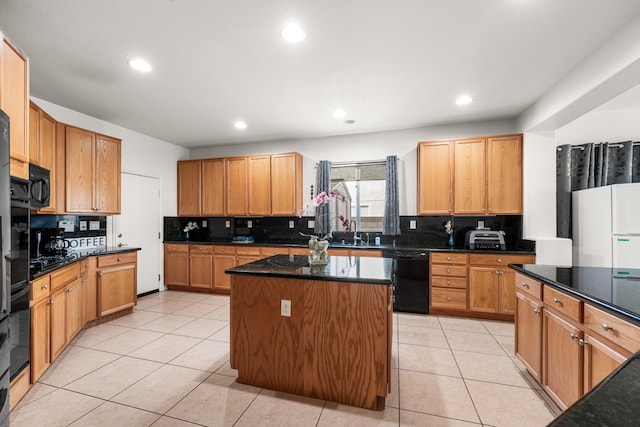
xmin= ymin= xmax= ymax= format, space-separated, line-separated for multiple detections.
xmin=315 ymin=160 xmax=331 ymax=236
xmin=383 ymin=155 xmax=401 ymax=236
xmin=556 ymin=141 xmax=638 ymax=238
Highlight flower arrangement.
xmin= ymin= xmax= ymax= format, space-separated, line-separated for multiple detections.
xmin=298 ymin=189 xmax=350 ymax=241
xmin=443 ymin=220 xmax=452 ymax=235
xmin=184 ymin=221 xmax=199 ymax=233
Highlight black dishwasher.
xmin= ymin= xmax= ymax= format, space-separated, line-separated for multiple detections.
xmin=382 ymin=249 xmax=430 ymax=314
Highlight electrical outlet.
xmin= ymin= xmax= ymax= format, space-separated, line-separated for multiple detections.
xmin=281 ymin=299 xmax=291 ymax=317
xmin=247 ymin=220 xmax=253 ymax=228
xmin=79 ymin=221 xmax=87 ymax=231
xmin=410 ymin=220 xmax=417 ymax=229
xmin=478 ymin=220 xmax=485 ymax=229
xmin=225 ymin=221 xmax=231 ymax=228
xmin=289 ymin=220 xmax=295 ymax=228
xmin=202 ymin=220 xmax=207 ymax=227
xmin=308 ymin=220 xmax=315 ymax=228
xmin=58 ymin=220 xmax=74 ymax=232
xmin=89 ymin=221 xmax=100 ymax=231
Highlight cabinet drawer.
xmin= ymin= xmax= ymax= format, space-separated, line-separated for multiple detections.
xmin=50 ymin=262 xmax=80 ymax=291
xmin=289 ymin=247 xmax=310 ymax=255
xmin=515 ymin=273 xmax=542 ymax=300
xmin=469 ymin=253 xmax=535 ymax=266
xmin=31 ymin=276 xmax=51 ymax=302
xmin=260 ymin=247 xmax=290 ymax=256
xmin=544 ymin=286 xmax=582 ymax=323
xmin=584 ymin=304 xmax=640 ymax=354
xmin=79 ymin=257 xmax=92 ymax=276
xmin=431 ymin=264 xmax=467 ymax=277
xmin=431 ymin=288 xmax=467 ymax=310
xmin=431 ymin=253 xmax=468 ymax=264
xmin=235 ymin=246 xmax=261 ymax=256
xmin=98 ymin=252 xmax=137 ymax=268
xmin=214 ymin=245 xmax=236 ymax=255
xmin=189 ymin=244 xmax=213 ymax=254
xmin=166 ymin=244 xmax=188 ymax=253
xmin=431 ymin=276 xmax=467 ymax=289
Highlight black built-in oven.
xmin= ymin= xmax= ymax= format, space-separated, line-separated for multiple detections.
xmin=0 ymin=108 xmax=10 ymax=427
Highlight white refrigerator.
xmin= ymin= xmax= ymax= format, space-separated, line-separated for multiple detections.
xmin=573 ymin=183 xmax=640 ymax=268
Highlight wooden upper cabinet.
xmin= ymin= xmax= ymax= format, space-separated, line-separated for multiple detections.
xmin=29 ymin=102 xmax=57 ymax=213
xmin=454 ymin=138 xmax=486 ymax=214
xmin=66 ymin=126 xmax=95 ymax=213
xmin=248 ymin=155 xmax=271 ymax=215
xmin=65 ymin=125 xmax=121 ymax=214
xmin=1 ymin=38 xmax=29 ymax=178
xmin=177 ymin=160 xmax=201 ymax=216
xmin=271 ymin=152 xmax=302 ymax=216
xmin=225 ymin=157 xmax=249 ymax=216
xmin=418 ymin=141 xmax=453 ymax=215
xmin=202 ymin=158 xmax=225 ymax=216
xmin=487 ymin=134 xmax=522 ymax=214
xmin=95 ymin=134 xmax=121 ymax=214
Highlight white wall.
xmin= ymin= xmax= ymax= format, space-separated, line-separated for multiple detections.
xmin=30 ymin=97 xmax=189 ymax=217
xmin=555 ymin=107 xmax=640 ymax=146
xmin=191 ymin=119 xmax=518 ymax=215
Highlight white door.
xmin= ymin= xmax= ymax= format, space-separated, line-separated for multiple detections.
xmin=114 ymin=172 xmax=161 ymax=295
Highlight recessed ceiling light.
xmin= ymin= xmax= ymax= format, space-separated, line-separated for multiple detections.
xmin=234 ymin=120 xmax=247 ymax=130
xmin=128 ymin=58 xmax=152 ymax=72
xmin=333 ymin=109 xmax=346 ymax=119
xmin=281 ymin=23 xmax=306 ymax=43
xmin=456 ymin=95 xmax=472 ymax=105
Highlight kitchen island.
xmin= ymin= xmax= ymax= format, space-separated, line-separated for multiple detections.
xmin=226 ymin=254 xmax=393 ymax=410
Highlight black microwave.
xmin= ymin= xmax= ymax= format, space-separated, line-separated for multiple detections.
xmin=28 ymin=163 xmax=50 ymax=209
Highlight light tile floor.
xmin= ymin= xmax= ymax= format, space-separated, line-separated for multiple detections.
xmin=11 ymin=290 xmax=561 ymax=426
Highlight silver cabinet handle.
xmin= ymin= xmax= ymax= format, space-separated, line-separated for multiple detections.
xmin=117 ymin=257 xmax=122 ymax=262
xmin=533 ymin=308 xmax=540 ymax=315
xmin=521 ymin=283 xmax=529 ymax=288
xmin=579 ymin=339 xmax=585 ymax=346
xmin=447 ymin=297 xmax=451 ymax=301
xmin=447 ymin=256 xmax=451 ymax=261
xmin=49 ymin=300 xmax=54 ymax=305
xmin=446 ymin=269 xmax=451 ymax=273
xmin=497 ymin=258 xmax=502 ymax=263
xmin=602 ymin=324 xmax=613 ymax=332
xmin=67 ymin=288 xmax=73 ymax=293
xmin=553 ymin=298 xmax=560 ymax=304
xmin=42 ymin=285 xmax=49 ymax=290
xmin=569 ymin=332 xmax=578 ymax=340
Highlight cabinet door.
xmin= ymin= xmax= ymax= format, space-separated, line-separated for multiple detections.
xmin=95 ymin=134 xmax=121 ymax=214
xmin=65 ymin=126 xmax=96 ymax=213
xmin=65 ymin=279 xmax=82 ymax=343
xmin=202 ymin=158 xmax=225 ymax=216
xmin=417 ymin=141 xmax=453 ymax=215
xmin=214 ymin=254 xmax=236 ymax=291
xmin=236 ymin=254 xmax=260 ymax=266
xmin=50 ymin=286 xmax=67 ymax=361
xmin=98 ymin=264 xmax=136 ymax=317
xmin=30 ymin=297 xmax=51 ymax=383
xmin=38 ymin=110 xmax=58 ymax=213
xmin=248 ymin=155 xmax=271 ymax=215
xmin=487 ymin=135 xmax=522 ymax=214
xmin=468 ymin=267 xmax=498 ymax=313
xmin=543 ymin=309 xmax=584 ymax=410
xmin=81 ymin=257 xmax=98 ymax=324
xmin=271 ymin=153 xmax=302 ymax=216
xmin=1 ymin=39 xmax=29 ymax=176
xmin=454 ymin=138 xmax=486 ymax=214
xmin=165 ymin=250 xmax=190 ymax=286
xmin=190 ymin=253 xmax=213 ymax=289
xmin=29 ymin=102 xmax=40 ymax=164
xmin=177 ymin=160 xmax=202 ymax=216
xmin=225 ymin=157 xmax=248 ymax=215
xmin=583 ymin=333 xmax=627 ymax=393
xmin=498 ymin=269 xmax=517 ymax=315
xmin=515 ymin=292 xmax=542 ymax=382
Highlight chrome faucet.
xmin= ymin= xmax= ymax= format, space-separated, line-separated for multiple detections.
xmin=350 ymin=220 xmax=361 ymax=246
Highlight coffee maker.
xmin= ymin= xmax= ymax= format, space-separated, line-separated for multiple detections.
xmin=32 ymin=228 xmax=68 ymax=258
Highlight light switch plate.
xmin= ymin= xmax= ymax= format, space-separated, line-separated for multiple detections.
xmin=289 ymin=220 xmax=295 ymax=229
xmin=308 ymin=220 xmax=315 ymax=228
xmin=202 ymin=220 xmax=207 ymax=227
xmin=410 ymin=220 xmax=417 ymax=229
xmin=281 ymin=299 xmax=291 ymax=317
xmin=478 ymin=220 xmax=485 ymax=229
xmin=58 ymin=220 xmax=74 ymax=232
xmin=225 ymin=221 xmax=231 ymax=228
xmin=79 ymin=221 xmax=87 ymax=231
xmin=247 ymin=220 xmax=253 ymax=228
xmin=89 ymin=221 xmax=100 ymax=231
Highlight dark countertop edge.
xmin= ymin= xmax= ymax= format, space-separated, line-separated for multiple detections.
xmin=163 ymin=240 xmax=535 ymax=255
xmin=225 ymin=268 xmax=392 ymax=286
xmin=31 ymin=247 xmax=141 ymax=280
xmin=509 ymin=264 xmax=640 ymax=325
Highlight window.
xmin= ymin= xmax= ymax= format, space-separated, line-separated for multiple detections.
xmin=330 ymin=161 xmax=386 ymax=232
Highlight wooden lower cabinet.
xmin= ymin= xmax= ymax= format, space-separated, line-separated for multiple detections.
xmin=49 ymin=286 xmax=68 ymax=361
xmin=542 ymin=308 xmax=584 ymax=410
xmin=583 ymin=333 xmax=628 ymax=393
xmin=165 ymin=244 xmax=189 ymax=287
xmin=429 ymin=252 xmax=468 ymax=314
xmin=30 ymin=291 xmax=51 ymax=384
xmin=515 ymin=292 xmax=543 ymax=382
xmin=98 ymin=254 xmax=137 ymax=317
xmin=81 ymin=257 xmax=98 ymax=324
xmin=213 ymin=246 xmax=237 ymax=292
xmin=64 ymin=278 xmax=82 ymax=345
xmin=189 ymin=245 xmax=214 ymax=289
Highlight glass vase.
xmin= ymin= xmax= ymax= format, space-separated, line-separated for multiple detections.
xmin=308 ymin=239 xmax=329 ymax=265
xmin=447 ymin=233 xmax=454 ymax=247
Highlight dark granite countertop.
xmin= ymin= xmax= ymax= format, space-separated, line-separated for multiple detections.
xmin=226 ymin=254 xmax=393 ymax=285
xmin=31 ymin=247 xmax=141 ymax=280
xmin=163 ymin=240 xmax=534 ymax=255
xmin=510 ymin=264 xmax=640 ymax=323
xmin=549 ymin=350 xmax=640 ymax=426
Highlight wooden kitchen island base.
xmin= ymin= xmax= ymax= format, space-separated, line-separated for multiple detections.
xmin=229 ymin=256 xmax=393 ymax=410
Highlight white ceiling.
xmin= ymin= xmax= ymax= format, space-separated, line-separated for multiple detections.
xmin=1 ymin=0 xmax=640 ymax=148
